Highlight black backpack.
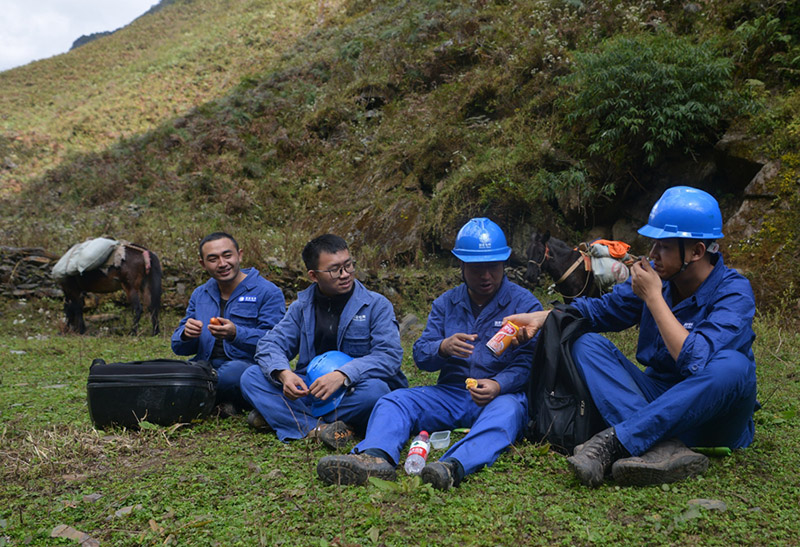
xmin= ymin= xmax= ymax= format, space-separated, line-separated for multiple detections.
xmin=526 ymin=304 xmax=605 ymax=454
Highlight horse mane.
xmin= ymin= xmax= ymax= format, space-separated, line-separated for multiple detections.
xmin=546 ymin=235 xmax=575 ymax=255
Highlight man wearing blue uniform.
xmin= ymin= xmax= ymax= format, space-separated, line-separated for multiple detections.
xmin=317 ymin=218 xmax=542 ymax=490
xmin=239 ymin=234 xmax=407 ymax=449
xmin=508 ymin=187 xmax=758 ymax=487
xmin=172 ymin=232 xmax=286 ymax=415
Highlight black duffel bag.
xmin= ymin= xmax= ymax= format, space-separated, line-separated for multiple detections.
xmin=87 ymin=359 xmax=217 ymax=429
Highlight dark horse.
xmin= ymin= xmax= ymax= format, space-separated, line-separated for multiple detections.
xmin=59 ymin=243 xmax=162 ymax=335
xmin=524 ymin=231 xmax=599 ymax=302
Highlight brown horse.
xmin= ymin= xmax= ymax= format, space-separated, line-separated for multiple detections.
xmin=524 ymin=231 xmax=599 ymax=303
xmin=59 ymin=243 xmax=162 ymax=335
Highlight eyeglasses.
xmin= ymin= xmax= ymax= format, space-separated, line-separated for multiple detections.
xmin=314 ymin=260 xmax=356 ymax=279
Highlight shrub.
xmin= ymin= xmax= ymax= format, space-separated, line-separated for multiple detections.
xmin=560 ymin=32 xmax=736 ymax=169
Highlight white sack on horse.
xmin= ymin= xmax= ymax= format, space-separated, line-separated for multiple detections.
xmin=587 ymin=241 xmax=636 ymax=294
xmin=52 ymin=238 xmax=119 ymax=280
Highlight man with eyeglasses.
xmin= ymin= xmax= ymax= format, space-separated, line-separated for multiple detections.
xmin=240 ymin=234 xmax=407 ymax=450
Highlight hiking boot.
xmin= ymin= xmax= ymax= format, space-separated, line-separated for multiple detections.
xmin=611 ymin=439 xmax=709 ymax=486
xmin=566 ymin=427 xmax=629 ymax=487
xmin=317 ymin=453 xmax=396 ymax=486
xmin=420 ymin=461 xmax=458 ymax=491
xmin=214 ymin=403 xmax=239 ymax=418
xmin=247 ymin=409 xmax=273 ymax=433
xmin=309 ymin=421 xmax=355 ymax=451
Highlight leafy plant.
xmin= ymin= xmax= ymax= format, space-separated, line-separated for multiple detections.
xmin=560 ymin=31 xmax=737 ymax=169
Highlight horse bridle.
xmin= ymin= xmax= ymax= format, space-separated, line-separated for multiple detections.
xmin=528 ymin=244 xmax=551 ymax=268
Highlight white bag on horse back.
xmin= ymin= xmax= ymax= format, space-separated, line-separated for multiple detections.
xmin=591 ymin=256 xmax=630 ymax=293
xmin=51 ymin=242 xmax=83 ymax=280
xmin=53 ymin=238 xmax=119 ymax=279
xmin=71 ymin=238 xmax=119 ymax=274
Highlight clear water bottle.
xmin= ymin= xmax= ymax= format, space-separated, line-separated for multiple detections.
xmin=404 ymin=430 xmax=430 ymax=475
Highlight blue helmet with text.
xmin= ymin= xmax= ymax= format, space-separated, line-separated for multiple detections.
xmin=306 ymin=350 xmax=352 ymax=418
xmin=451 ymin=217 xmax=512 ymax=262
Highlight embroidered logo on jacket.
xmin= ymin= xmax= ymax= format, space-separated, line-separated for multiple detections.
xmin=353 ymin=314 xmax=367 ymax=321
xmin=494 ymin=320 xmax=504 ymax=327
xmin=683 ymin=322 xmax=694 ymax=329
xmin=239 ymin=296 xmax=257 ymax=302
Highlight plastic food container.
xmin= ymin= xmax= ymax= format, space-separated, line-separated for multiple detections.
xmin=430 ymin=430 xmax=451 ymax=449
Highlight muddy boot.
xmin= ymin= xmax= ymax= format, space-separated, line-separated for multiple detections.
xmin=309 ymin=421 xmax=355 ymax=451
xmin=247 ymin=409 xmax=273 ymax=433
xmin=566 ymin=427 xmax=629 ymax=487
xmin=420 ymin=461 xmax=460 ymax=491
xmin=612 ymin=439 xmax=709 ymax=486
xmin=317 ymin=453 xmax=396 ymax=486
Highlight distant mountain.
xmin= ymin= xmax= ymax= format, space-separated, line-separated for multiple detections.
xmin=70 ymin=31 xmax=115 ymax=50
xmin=69 ymin=0 xmax=175 ymax=50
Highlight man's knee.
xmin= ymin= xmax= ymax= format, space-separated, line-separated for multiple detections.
xmin=239 ymin=365 xmax=266 ymax=394
xmin=353 ymin=379 xmax=391 ymax=405
xmin=572 ymin=332 xmax=614 ymax=362
xmin=704 ymin=350 xmax=754 ymax=387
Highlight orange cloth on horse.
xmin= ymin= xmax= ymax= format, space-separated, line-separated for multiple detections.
xmin=590 ymin=239 xmax=631 ymax=259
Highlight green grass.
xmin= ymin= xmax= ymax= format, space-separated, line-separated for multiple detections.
xmin=1 ymin=296 xmax=798 ymax=546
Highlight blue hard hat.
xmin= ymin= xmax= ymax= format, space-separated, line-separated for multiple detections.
xmin=638 ymin=186 xmax=724 ymax=240
xmin=306 ymin=351 xmax=352 ymax=418
xmin=451 ymin=218 xmax=512 ymax=262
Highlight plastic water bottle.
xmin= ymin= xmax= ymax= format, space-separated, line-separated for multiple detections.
xmin=404 ymin=430 xmax=430 ymax=475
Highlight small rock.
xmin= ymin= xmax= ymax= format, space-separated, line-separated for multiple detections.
xmin=266 ymin=469 xmax=285 ymax=479
xmin=83 ymin=493 xmax=103 ymax=503
xmin=688 ymin=498 xmax=727 ymax=511
xmin=114 ymin=504 xmax=143 ymax=518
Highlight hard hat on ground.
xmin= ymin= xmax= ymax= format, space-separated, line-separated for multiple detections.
xmin=306 ymin=350 xmax=352 ymax=418
xmin=638 ymin=186 xmax=723 ymax=240
xmin=451 ymin=217 xmax=512 ymax=262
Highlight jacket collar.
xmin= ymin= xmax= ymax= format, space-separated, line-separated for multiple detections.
xmin=448 ymin=276 xmax=510 ymax=313
xmin=204 ymin=267 xmax=260 ymax=301
xmin=666 ymin=254 xmax=724 ymax=309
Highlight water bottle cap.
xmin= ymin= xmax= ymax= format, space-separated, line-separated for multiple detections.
xmin=420 ymin=430 xmax=429 ymax=437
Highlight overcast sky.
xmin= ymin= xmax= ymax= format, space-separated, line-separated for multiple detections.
xmin=0 ymin=1 xmax=158 ymax=72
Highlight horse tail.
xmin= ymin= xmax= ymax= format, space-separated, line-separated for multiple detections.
xmin=146 ymin=250 xmax=163 ymax=335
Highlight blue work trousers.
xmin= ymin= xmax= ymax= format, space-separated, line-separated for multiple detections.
xmin=239 ymin=365 xmax=390 ymax=441
xmin=211 ymin=358 xmax=252 ymax=409
xmin=572 ymin=333 xmax=757 ymax=456
xmin=354 ymin=384 xmax=527 ymax=476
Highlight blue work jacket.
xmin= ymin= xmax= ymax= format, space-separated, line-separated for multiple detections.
xmin=571 ymin=254 xmax=756 ymax=380
xmin=171 ymin=268 xmax=286 ymax=362
xmin=412 ymin=278 xmax=542 ymax=394
xmin=254 ymin=280 xmax=407 ymax=390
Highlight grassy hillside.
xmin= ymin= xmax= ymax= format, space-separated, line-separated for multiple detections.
xmin=2 ymin=0 xmax=800 ymax=311
xmin=0 ymin=0 xmax=324 ymax=193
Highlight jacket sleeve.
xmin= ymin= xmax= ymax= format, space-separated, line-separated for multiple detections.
xmin=491 ymin=293 xmax=542 ymax=394
xmin=411 ymin=295 xmax=450 ymax=372
xmin=571 ymin=277 xmax=644 ymax=332
xmin=171 ymin=289 xmax=201 ymax=356
xmin=230 ymin=284 xmax=287 ymax=357
xmin=676 ymin=281 xmax=756 ymax=376
xmin=337 ymin=296 xmax=404 ymax=385
xmin=254 ymin=300 xmax=302 ymax=384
